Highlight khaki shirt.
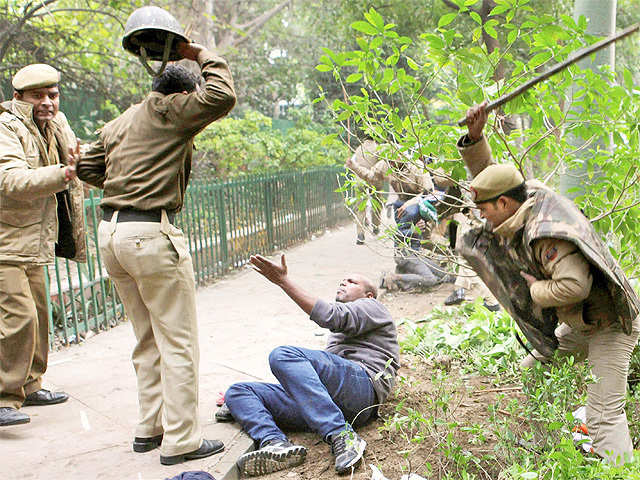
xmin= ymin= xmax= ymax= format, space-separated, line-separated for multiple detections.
xmin=78 ymin=50 xmax=236 ymax=212
xmin=346 ymin=140 xmax=384 ymax=189
xmin=346 ymin=145 xmax=434 ymax=203
xmin=389 ymin=162 xmax=434 ymax=203
xmin=493 ymin=199 xmax=593 ymax=311
xmin=458 ymin=134 xmax=615 ymax=330
xmin=0 ymin=101 xmax=85 ymax=264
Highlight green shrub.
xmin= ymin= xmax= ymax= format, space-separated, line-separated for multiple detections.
xmin=398 ymin=302 xmax=640 ymax=479
xmin=192 ymin=110 xmax=347 ymax=178
xmin=402 ymin=299 xmax=521 ymax=382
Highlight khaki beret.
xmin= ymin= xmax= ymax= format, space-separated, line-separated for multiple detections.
xmin=470 ymin=164 xmax=525 ymax=203
xmin=12 ymin=64 xmax=60 ymax=91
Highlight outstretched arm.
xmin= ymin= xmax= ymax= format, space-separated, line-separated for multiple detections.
xmin=250 ymin=254 xmax=318 ymax=315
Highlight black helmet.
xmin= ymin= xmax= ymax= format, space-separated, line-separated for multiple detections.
xmin=122 ymin=6 xmax=189 ymax=76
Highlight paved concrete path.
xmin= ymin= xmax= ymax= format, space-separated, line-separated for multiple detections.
xmin=1 ymin=224 xmax=395 ymax=480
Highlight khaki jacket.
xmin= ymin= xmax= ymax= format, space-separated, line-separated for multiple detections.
xmin=458 ymin=135 xmax=635 ymax=333
xmin=0 ymin=100 xmax=86 ymax=264
xmin=346 ymin=140 xmax=385 ymax=189
xmin=77 ymin=50 xmax=236 ymax=212
xmin=389 ymin=162 xmax=434 ymax=203
xmin=346 ymin=143 xmax=436 ymax=201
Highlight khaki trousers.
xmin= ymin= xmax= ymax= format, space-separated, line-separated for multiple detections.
xmin=98 ymin=211 xmax=202 ymax=456
xmin=355 ymin=185 xmax=383 ymax=237
xmin=521 ymin=317 xmax=640 ymax=464
xmin=0 ymin=263 xmax=49 ymax=408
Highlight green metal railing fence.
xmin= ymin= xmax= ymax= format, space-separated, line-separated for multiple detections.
xmin=46 ymin=167 xmax=349 ymax=348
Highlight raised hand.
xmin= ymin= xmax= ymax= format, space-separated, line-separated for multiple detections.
xmin=250 ymin=253 xmax=288 ymax=286
xmin=466 ymin=100 xmax=488 ymax=142
xmin=520 ymin=271 xmax=537 ymax=287
xmin=177 ymin=41 xmax=206 ymax=61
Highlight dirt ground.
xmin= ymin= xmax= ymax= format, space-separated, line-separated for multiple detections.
xmin=238 ymin=285 xmax=520 ymax=480
xmin=17 ymin=222 xmax=519 ymax=480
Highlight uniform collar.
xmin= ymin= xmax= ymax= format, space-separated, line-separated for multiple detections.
xmin=8 ymin=98 xmax=53 ymax=133
xmin=10 ymin=98 xmax=36 ymax=122
xmin=492 ymin=196 xmax=535 ymax=240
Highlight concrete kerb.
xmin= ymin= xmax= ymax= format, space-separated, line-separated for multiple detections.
xmin=214 ymin=429 xmax=254 ymax=480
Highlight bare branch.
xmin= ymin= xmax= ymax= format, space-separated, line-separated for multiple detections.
xmin=220 ymin=0 xmax=291 ymax=49
xmin=31 ymin=8 xmax=125 ymax=28
xmin=0 ymin=0 xmax=60 ymax=63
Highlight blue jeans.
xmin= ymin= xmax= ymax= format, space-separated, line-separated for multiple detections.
xmin=225 ymin=346 xmax=376 ymax=447
xmin=393 ymin=200 xmax=422 ymax=250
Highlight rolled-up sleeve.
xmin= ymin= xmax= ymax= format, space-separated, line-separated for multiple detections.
xmin=456 ymin=135 xmax=494 ymax=178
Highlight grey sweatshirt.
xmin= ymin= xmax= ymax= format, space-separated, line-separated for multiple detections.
xmin=310 ymin=297 xmax=400 ymax=404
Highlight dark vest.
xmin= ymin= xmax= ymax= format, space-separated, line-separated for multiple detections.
xmin=459 ymin=186 xmax=639 ymax=357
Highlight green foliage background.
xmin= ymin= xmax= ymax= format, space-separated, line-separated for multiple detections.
xmin=192 ymin=110 xmax=346 ymax=178
xmin=317 ymin=0 xmax=640 ymax=276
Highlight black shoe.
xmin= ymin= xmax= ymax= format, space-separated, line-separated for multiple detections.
xmin=372 ymin=227 xmax=380 ymax=235
xmin=160 ymin=439 xmax=225 ymax=465
xmin=331 ymin=430 xmax=366 ymax=475
xmin=444 ymin=288 xmax=466 ymax=306
xmin=483 ymin=299 xmax=501 ymax=312
xmin=356 ymin=233 xmax=365 ymax=245
xmin=0 ymin=407 xmax=30 ymax=426
xmin=23 ymin=389 xmax=69 ymax=406
xmin=236 ymin=439 xmax=307 ymax=476
xmin=133 ymin=434 xmax=163 ymax=453
xmin=441 ymin=274 xmax=457 ymax=284
xmin=215 ymin=403 xmax=234 ymax=423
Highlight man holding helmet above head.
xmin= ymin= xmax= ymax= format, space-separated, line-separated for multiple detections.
xmin=456 ymin=101 xmax=640 ymax=464
xmin=0 ymin=64 xmax=85 ymax=427
xmin=77 ymin=7 xmax=236 ymax=465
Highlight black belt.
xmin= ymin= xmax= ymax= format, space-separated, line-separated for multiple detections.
xmin=102 ymin=206 xmax=175 ymax=224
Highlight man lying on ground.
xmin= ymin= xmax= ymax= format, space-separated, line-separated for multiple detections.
xmin=225 ymin=254 xmax=399 ymax=476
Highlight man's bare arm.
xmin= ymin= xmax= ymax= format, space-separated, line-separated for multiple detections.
xmin=249 ymin=254 xmax=318 ymax=315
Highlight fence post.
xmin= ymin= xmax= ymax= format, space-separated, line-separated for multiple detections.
xmin=264 ymin=175 xmax=275 ymax=249
xmin=215 ymin=183 xmax=229 ymax=270
xmin=45 ymin=266 xmax=55 ymax=349
xmin=298 ymin=172 xmax=307 ymax=235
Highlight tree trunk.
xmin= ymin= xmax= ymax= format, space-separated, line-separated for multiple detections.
xmin=559 ymin=0 xmax=616 ymax=197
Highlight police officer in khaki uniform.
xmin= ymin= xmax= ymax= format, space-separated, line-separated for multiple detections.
xmin=458 ymin=102 xmax=640 ymax=464
xmin=345 ymin=139 xmax=385 ymax=244
xmin=0 ymin=64 xmax=86 ymax=427
xmin=77 ymin=42 xmax=236 ymax=465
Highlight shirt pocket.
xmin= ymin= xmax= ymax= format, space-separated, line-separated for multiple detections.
xmin=0 ymin=201 xmax=42 ymax=227
xmin=0 ymin=204 xmax=42 ymax=255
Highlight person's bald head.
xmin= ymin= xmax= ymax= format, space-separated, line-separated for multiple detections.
xmin=335 ymin=274 xmax=378 ymax=303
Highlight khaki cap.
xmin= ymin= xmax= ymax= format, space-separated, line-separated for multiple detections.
xmin=470 ymin=164 xmax=524 ymax=203
xmin=12 ymin=64 xmax=60 ymax=91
